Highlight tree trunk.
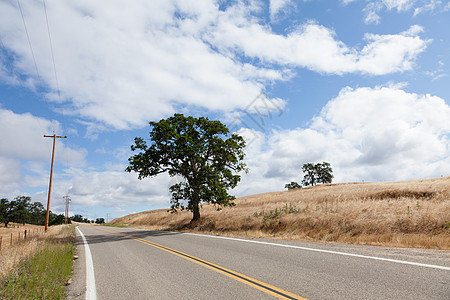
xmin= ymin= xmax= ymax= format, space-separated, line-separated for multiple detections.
xmin=191 ymin=204 xmax=200 ymax=222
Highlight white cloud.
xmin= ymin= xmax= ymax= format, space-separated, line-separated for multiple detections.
xmin=0 ymin=0 xmax=429 ymax=131
xmin=0 ymin=107 xmax=87 ymax=197
xmin=233 ymin=85 xmax=450 ymax=195
xmin=0 ymin=0 xmax=282 ymax=130
xmin=0 ymin=107 xmax=86 ymax=163
xmin=341 ymin=0 xmax=359 ymax=5
xmin=364 ymin=5 xmax=382 ymax=24
xmin=269 ymin=0 xmax=295 ymax=21
xmin=67 ymin=168 xmax=173 ymax=208
xmin=356 ymin=0 xmax=448 ymax=24
xmin=211 ymin=18 xmax=428 ymax=75
xmin=0 ymin=157 xmax=21 ymax=195
xmin=382 ymin=0 xmax=417 ymax=11
xmin=414 ymin=0 xmax=443 ymax=16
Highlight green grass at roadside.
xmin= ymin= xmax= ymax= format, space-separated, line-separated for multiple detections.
xmin=101 ymin=223 xmax=127 ymax=228
xmin=0 ymin=226 xmax=75 ymax=299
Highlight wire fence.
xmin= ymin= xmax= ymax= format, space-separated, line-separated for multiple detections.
xmin=0 ymin=224 xmax=46 ymax=252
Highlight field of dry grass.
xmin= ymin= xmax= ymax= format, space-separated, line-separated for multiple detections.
xmin=0 ymin=223 xmax=62 ymax=280
xmin=111 ymin=177 xmax=450 ymax=249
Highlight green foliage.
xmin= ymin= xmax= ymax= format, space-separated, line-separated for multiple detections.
xmin=0 ymin=233 xmax=75 ymax=299
xmin=29 ymin=201 xmax=46 ymax=225
xmin=284 ymin=181 xmax=302 ymax=190
xmin=0 ymin=198 xmax=13 ymax=227
xmin=49 ymin=212 xmax=66 ymax=226
xmin=0 ymin=196 xmax=65 ymax=227
xmin=70 ymin=214 xmax=84 ymax=222
xmin=70 ymin=214 xmax=91 ymax=223
xmin=302 ymin=162 xmax=334 ymax=186
xmin=10 ymin=196 xmax=31 ymax=225
xmin=126 ymin=114 xmax=248 ymax=221
xmin=315 ymin=162 xmax=334 ymax=184
xmin=96 ymin=218 xmax=105 ymax=224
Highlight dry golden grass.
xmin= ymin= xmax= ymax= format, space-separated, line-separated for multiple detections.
xmin=0 ymin=223 xmax=69 ymax=280
xmin=111 ymin=177 xmax=450 ymax=249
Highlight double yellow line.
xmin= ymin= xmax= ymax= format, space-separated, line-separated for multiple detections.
xmin=95 ymin=227 xmax=307 ymax=300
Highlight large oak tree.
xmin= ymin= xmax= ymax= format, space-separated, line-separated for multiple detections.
xmin=126 ymin=114 xmax=248 ymax=222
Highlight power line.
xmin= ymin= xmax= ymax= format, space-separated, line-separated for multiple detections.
xmin=42 ymin=0 xmax=61 ymax=100
xmin=17 ymin=0 xmax=43 ymax=87
xmin=41 ymin=0 xmax=72 ymax=193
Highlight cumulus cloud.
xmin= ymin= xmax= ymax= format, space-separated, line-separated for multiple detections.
xmin=0 ymin=157 xmax=21 ymax=195
xmin=67 ymin=168 xmax=174 ymax=209
xmin=210 ymin=17 xmax=428 ymax=75
xmin=0 ymin=0 xmax=428 ymax=131
xmin=0 ymin=0 xmax=283 ymax=130
xmin=0 ymin=107 xmax=87 ymax=197
xmin=0 ymin=107 xmax=86 ymax=163
xmin=233 ymin=85 xmax=449 ymax=196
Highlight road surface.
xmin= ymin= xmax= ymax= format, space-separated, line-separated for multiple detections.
xmin=67 ymin=226 xmax=450 ymax=299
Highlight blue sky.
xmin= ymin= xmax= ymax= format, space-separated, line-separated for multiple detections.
xmin=0 ymin=0 xmax=449 ymax=221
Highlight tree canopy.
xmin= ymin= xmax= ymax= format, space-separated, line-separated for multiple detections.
xmin=0 ymin=196 xmax=66 ymax=227
xmin=284 ymin=181 xmax=302 ymax=190
xmin=126 ymin=114 xmax=248 ymax=222
xmin=302 ymin=162 xmax=334 ymax=186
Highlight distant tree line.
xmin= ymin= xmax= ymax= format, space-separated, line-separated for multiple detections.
xmin=0 ymin=196 xmax=67 ymax=228
xmin=285 ymin=162 xmax=334 ymax=190
xmin=70 ymin=214 xmax=105 ymax=224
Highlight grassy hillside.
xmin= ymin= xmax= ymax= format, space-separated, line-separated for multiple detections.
xmin=110 ymin=177 xmax=450 ymax=249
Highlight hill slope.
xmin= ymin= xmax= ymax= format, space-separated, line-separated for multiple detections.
xmin=111 ymin=177 xmax=450 ymax=249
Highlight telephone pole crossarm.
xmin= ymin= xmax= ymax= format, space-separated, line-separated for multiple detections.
xmin=44 ymin=135 xmax=67 ymax=138
xmin=44 ymin=134 xmax=67 ymax=231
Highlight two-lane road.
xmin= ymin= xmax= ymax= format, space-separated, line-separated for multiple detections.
xmin=67 ymin=226 xmax=450 ymax=299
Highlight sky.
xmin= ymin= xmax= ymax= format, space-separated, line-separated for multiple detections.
xmin=0 ymin=0 xmax=449 ymax=221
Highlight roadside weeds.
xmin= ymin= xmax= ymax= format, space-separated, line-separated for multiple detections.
xmin=0 ymin=225 xmax=75 ymax=299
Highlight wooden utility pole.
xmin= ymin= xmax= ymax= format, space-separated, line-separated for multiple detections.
xmin=64 ymin=194 xmax=71 ymax=224
xmin=44 ymin=134 xmax=67 ymax=231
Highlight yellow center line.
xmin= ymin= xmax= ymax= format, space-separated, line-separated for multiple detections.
xmin=93 ymin=226 xmax=308 ymax=300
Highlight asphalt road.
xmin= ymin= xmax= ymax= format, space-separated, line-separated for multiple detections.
xmin=67 ymin=226 xmax=450 ymax=300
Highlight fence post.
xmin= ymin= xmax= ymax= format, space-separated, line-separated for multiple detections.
xmin=0 ymin=236 xmax=2 ymax=251
xmin=10 ymin=233 xmax=12 ymax=245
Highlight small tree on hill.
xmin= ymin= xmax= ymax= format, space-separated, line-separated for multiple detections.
xmin=302 ymin=163 xmax=317 ymax=186
xmin=302 ymin=162 xmax=334 ymax=186
xmin=126 ymin=114 xmax=248 ymax=222
xmin=316 ymin=162 xmax=333 ymax=184
xmin=285 ymin=182 xmax=302 ymax=190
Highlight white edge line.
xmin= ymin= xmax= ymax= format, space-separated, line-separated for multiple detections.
xmin=76 ymin=227 xmax=97 ymax=300
xmin=179 ymin=232 xmax=450 ymax=271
